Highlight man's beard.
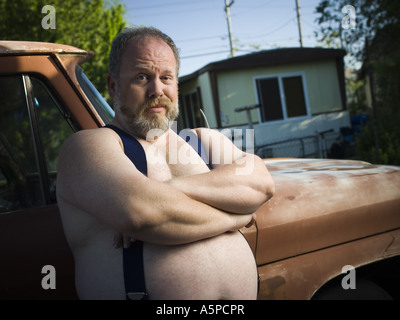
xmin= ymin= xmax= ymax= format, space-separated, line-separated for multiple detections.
xmin=114 ymin=91 xmax=179 ymax=139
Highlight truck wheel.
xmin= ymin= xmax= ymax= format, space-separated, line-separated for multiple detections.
xmin=312 ymin=278 xmax=392 ymax=300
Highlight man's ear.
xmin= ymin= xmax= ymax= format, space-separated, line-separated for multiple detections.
xmin=107 ymin=74 xmax=116 ymax=98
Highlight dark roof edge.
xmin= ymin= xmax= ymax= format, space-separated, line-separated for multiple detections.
xmin=179 ymin=47 xmax=347 ymax=83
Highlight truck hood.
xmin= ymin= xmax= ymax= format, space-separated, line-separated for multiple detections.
xmin=256 ymin=158 xmax=400 ymax=265
xmin=0 ymin=41 xmax=88 ymax=55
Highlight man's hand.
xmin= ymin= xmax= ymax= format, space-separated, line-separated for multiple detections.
xmin=113 ymin=212 xmax=256 ymax=248
xmin=167 ymin=129 xmax=275 ymax=215
xmin=113 ymin=231 xmax=135 ymax=249
xmin=233 ymin=213 xmax=256 ymax=231
xmin=245 ymin=213 xmax=257 ymax=228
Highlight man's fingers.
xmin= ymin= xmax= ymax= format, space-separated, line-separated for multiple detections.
xmin=245 ymin=213 xmax=256 ymax=228
xmin=123 ymin=235 xmax=136 ymax=249
xmin=113 ymin=232 xmax=136 ymax=249
xmin=113 ymin=232 xmax=123 ymax=248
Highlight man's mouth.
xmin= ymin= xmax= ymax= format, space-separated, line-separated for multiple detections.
xmin=149 ymin=104 xmax=166 ymax=113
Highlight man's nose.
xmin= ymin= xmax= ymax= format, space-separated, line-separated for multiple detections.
xmin=148 ymin=78 xmax=164 ymax=98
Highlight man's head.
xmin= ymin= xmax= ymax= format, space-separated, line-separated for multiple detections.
xmin=109 ymin=26 xmax=180 ymax=82
xmin=107 ymin=26 xmax=180 ymax=139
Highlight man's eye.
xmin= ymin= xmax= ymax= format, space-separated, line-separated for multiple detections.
xmin=162 ymin=76 xmax=173 ymax=82
xmin=136 ymin=75 xmax=148 ymax=81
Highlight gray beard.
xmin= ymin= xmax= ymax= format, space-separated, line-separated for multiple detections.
xmin=113 ymin=92 xmax=179 ymax=140
xmin=129 ymin=113 xmax=172 ymax=140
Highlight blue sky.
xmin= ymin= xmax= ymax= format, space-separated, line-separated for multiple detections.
xmin=122 ymin=0 xmax=324 ymax=77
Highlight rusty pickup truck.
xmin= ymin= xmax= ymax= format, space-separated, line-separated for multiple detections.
xmin=0 ymin=41 xmax=399 ymax=300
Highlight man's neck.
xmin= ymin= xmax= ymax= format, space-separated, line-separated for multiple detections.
xmin=110 ymin=118 xmax=170 ymax=144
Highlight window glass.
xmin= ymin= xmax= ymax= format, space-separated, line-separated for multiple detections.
xmin=256 ymin=74 xmax=308 ymax=123
xmin=181 ymin=88 xmax=204 ymax=128
xmin=190 ymin=91 xmax=203 ymax=128
xmin=75 ymin=65 xmax=114 ymax=123
xmin=257 ymin=78 xmax=284 ymax=122
xmin=283 ymin=76 xmax=307 ymax=118
xmin=0 ymin=167 xmax=11 ymax=212
xmin=31 ymin=78 xmax=74 ymax=203
xmin=0 ymin=76 xmax=45 ymax=212
xmin=184 ymin=94 xmax=194 ymax=128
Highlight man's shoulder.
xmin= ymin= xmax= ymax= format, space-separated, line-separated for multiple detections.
xmin=192 ymin=127 xmax=221 ymax=138
xmin=59 ymin=127 xmax=122 ymax=160
xmin=66 ymin=127 xmax=120 ymax=145
xmin=192 ymin=128 xmax=230 ymax=145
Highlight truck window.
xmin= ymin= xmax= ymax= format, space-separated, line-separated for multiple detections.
xmin=30 ymin=77 xmax=74 ymax=203
xmin=0 ymin=75 xmax=74 ymax=213
xmin=75 ymin=65 xmax=115 ymax=123
xmin=0 ymin=75 xmax=46 ymax=212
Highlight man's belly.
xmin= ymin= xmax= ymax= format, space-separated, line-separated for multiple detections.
xmin=74 ymin=230 xmax=257 ymax=300
xmin=143 ymin=231 xmax=258 ymax=300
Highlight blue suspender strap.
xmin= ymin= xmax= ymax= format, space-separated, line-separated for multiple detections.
xmin=105 ymin=125 xmax=148 ymax=176
xmin=104 ymin=126 xmax=211 ymax=300
xmin=124 ymin=241 xmax=148 ymax=300
xmin=178 ymin=130 xmax=211 ymax=169
xmin=104 ymin=124 xmax=149 ymax=300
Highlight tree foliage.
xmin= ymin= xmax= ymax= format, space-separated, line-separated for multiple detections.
xmin=315 ymin=0 xmax=400 ymax=57
xmin=0 ymin=0 xmax=127 ymax=97
xmin=315 ymin=0 xmax=400 ymax=165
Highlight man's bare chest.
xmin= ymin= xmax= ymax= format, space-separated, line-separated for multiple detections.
xmin=140 ymin=132 xmax=210 ymax=182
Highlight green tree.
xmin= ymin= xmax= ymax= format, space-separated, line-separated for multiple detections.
xmin=0 ymin=0 xmax=127 ymax=98
xmin=315 ymin=0 xmax=400 ymax=165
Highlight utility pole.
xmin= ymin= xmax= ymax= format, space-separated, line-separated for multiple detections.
xmin=295 ymin=0 xmax=303 ymax=47
xmin=224 ymin=0 xmax=235 ymax=57
xmin=365 ymin=38 xmax=380 ymax=160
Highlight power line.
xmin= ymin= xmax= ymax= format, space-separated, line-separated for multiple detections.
xmin=127 ymin=6 xmax=218 ymax=18
xmin=181 ymin=50 xmax=230 ymax=59
xmin=183 ymin=43 xmax=228 ymax=55
xmin=126 ymin=0 xmax=217 ymax=11
xmin=176 ymin=34 xmax=226 ymax=43
xmin=235 ymin=17 xmax=296 ymax=39
xmin=181 ymin=33 xmax=317 ymax=60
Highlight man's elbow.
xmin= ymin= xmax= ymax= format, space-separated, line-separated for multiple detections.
xmin=264 ymin=171 xmax=275 ymax=201
xmin=114 ymin=200 xmax=160 ymax=237
xmin=237 ymin=175 xmax=275 ymax=213
xmin=251 ymin=160 xmax=275 ymax=210
xmin=253 ymin=155 xmax=275 ymax=198
xmin=256 ymin=176 xmax=275 ymax=208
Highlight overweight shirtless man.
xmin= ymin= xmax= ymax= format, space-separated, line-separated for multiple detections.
xmin=56 ymin=27 xmax=275 ymax=300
